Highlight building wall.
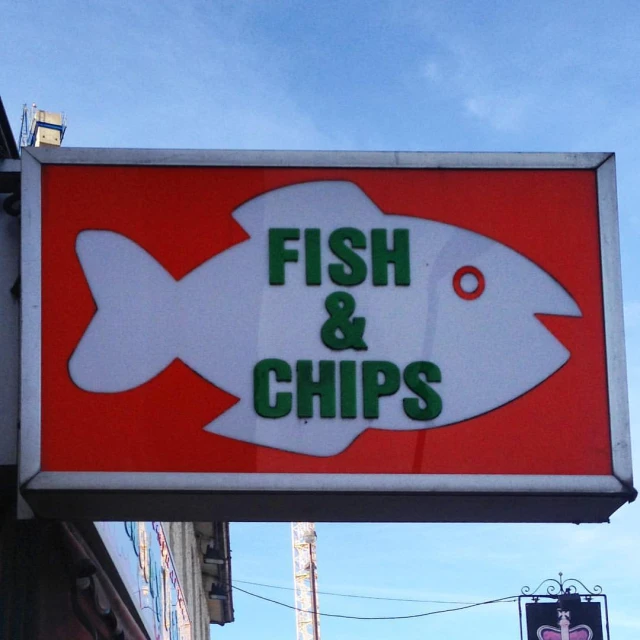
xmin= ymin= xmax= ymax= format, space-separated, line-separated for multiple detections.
xmin=165 ymin=522 xmax=211 ymax=640
xmin=0 ymin=98 xmax=231 ymax=640
xmin=0 ymin=515 xmax=149 ymax=639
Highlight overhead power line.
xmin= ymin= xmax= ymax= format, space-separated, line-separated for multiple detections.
xmin=233 ymin=578 xmax=480 ymax=605
xmin=232 ymin=585 xmax=517 ymax=621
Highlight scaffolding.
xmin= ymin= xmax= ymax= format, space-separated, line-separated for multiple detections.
xmin=291 ymin=522 xmax=321 ymax=640
xmin=19 ymin=103 xmax=66 ymax=148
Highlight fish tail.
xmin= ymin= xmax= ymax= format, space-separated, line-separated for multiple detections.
xmin=68 ymin=230 xmax=178 ymax=393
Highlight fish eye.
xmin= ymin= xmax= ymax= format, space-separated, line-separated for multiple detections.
xmin=453 ymin=266 xmax=485 ymax=300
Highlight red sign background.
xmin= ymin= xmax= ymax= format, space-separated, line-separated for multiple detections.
xmin=40 ymin=166 xmax=611 ymax=475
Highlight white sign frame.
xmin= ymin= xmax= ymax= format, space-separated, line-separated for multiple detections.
xmin=19 ymin=148 xmax=635 ymax=522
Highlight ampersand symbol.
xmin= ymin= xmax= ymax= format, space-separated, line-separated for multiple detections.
xmin=321 ymin=291 xmax=368 ymax=351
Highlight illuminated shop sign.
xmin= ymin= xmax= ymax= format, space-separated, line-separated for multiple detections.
xmin=19 ymin=149 xmax=634 ymax=523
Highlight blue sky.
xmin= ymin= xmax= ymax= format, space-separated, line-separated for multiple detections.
xmin=3 ymin=1 xmax=640 ymax=639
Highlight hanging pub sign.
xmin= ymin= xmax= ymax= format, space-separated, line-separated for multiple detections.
xmin=19 ymin=148 xmax=635 ymax=522
xmin=526 ymin=600 xmax=604 ymax=640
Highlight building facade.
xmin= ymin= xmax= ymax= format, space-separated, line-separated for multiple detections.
xmin=0 ymin=96 xmax=233 ymax=640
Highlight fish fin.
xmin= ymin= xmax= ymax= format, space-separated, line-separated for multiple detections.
xmin=203 ymin=402 xmax=367 ymax=456
xmin=69 ymin=230 xmax=178 ymax=393
xmin=232 ymin=181 xmax=383 ymax=235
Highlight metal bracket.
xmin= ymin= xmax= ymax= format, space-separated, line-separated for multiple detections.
xmin=521 ymin=572 xmax=603 ymax=600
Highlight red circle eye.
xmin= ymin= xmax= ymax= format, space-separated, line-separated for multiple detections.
xmin=453 ymin=266 xmax=485 ymax=300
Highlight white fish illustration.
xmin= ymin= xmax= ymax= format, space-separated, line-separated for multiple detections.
xmin=69 ymin=181 xmax=581 ymax=456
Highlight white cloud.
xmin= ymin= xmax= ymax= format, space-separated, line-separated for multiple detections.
xmin=2 ymin=1 xmax=345 ymax=151
xmin=403 ymin=1 xmax=640 ymax=141
xmin=411 ymin=39 xmax=538 ymax=133
xmin=464 ymin=94 xmax=531 ymax=132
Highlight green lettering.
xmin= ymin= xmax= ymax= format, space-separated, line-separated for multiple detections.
xmin=269 ymin=228 xmax=300 ymax=285
xmin=371 ymin=229 xmax=410 ymax=286
xmin=362 ymin=361 xmax=400 ymax=419
xmin=321 ymin=291 xmax=368 ymax=351
xmin=297 ymin=360 xmax=336 ymax=419
xmin=254 ymin=359 xmax=292 ymax=418
xmin=305 ymin=228 xmax=322 ymax=285
xmin=403 ymin=361 xmax=442 ymax=420
xmin=329 ymin=227 xmax=367 ymax=286
xmin=339 ymin=361 xmax=357 ymax=418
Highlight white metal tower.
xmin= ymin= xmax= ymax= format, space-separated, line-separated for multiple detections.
xmin=291 ymin=522 xmax=321 ymax=640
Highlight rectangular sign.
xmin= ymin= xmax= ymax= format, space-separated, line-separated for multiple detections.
xmin=19 ymin=148 xmax=635 ymax=522
xmin=526 ymin=601 xmax=604 ymax=640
